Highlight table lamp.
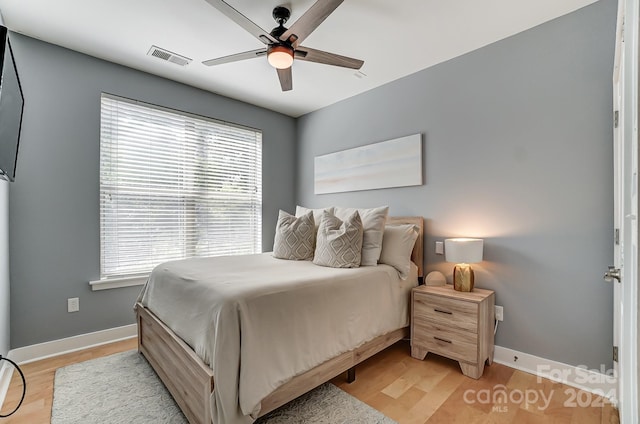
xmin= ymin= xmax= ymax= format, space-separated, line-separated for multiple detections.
xmin=444 ymin=238 xmax=483 ymax=292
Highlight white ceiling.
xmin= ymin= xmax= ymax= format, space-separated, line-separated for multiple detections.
xmin=0 ymin=0 xmax=598 ymax=117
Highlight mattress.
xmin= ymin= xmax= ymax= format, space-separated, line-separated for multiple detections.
xmin=137 ymin=252 xmax=417 ymax=424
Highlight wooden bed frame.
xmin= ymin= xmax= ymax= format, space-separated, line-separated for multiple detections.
xmin=136 ymin=216 xmax=423 ymax=424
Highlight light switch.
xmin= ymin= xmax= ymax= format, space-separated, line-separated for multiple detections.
xmin=435 ymin=241 xmax=444 ymax=255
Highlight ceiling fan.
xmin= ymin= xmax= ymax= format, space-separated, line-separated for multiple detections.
xmin=202 ymin=0 xmax=364 ymax=92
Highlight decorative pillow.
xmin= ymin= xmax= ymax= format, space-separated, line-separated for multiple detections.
xmin=379 ymin=224 xmax=419 ymax=279
xmin=335 ymin=206 xmax=389 ymax=266
xmin=273 ymin=210 xmax=315 ymax=260
xmin=295 ymin=205 xmax=335 ymax=232
xmin=313 ymin=211 xmax=364 ymax=268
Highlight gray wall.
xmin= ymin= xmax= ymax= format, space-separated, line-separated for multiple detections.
xmin=296 ymin=0 xmax=616 ymax=369
xmin=8 ymin=34 xmax=296 ymax=348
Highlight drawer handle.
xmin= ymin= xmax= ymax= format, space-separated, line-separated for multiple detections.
xmin=434 ymin=336 xmax=452 ymax=344
xmin=434 ymin=308 xmax=452 ymax=315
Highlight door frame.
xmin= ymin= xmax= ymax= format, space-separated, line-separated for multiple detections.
xmin=614 ymin=0 xmax=639 ymax=421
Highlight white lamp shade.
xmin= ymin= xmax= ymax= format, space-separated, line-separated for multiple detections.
xmin=445 ymin=238 xmax=483 ymax=264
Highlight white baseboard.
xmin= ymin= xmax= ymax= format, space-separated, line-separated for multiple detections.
xmin=494 ymin=345 xmax=618 ymax=402
xmin=7 ymin=324 xmax=137 ymax=365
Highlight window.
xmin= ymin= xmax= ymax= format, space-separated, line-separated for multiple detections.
xmin=99 ymin=94 xmax=262 ymax=279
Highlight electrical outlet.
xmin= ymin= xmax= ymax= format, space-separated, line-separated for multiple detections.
xmin=68 ymin=297 xmax=79 ymax=313
xmin=435 ymin=241 xmax=444 ymax=255
xmin=495 ymin=305 xmax=504 ymax=321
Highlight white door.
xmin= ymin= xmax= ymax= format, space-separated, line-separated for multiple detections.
xmin=611 ymin=0 xmax=623 ymax=402
xmin=610 ymin=0 xmax=639 ymax=421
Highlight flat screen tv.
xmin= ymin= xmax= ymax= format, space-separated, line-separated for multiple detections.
xmin=0 ymin=25 xmax=24 ymax=182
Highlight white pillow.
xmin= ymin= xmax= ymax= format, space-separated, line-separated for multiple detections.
xmin=272 ymin=210 xmax=315 ymax=260
xmin=335 ymin=206 xmax=389 ymax=266
xmin=379 ymin=224 xmax=419 ymax=279
xmin=295 ymin=205 xmax=335 ymax=231
xmin=313 ymin=210 xmax=363 ymax=268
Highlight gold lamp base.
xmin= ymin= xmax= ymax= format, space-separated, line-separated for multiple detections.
xmin=453 ymin=263 xmax=474 ymax=292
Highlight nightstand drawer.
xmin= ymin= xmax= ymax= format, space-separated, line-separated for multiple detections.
xmin=414 ymin=321 xmax=478 ymax=363
xmin=414 ymin=292 xmax=478 ymax=332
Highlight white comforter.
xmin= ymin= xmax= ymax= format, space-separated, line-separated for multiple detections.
xmin=137 ymin=253 xmax=417 ymax=424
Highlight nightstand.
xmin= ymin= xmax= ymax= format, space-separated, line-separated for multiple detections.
xmin=411 ymin=284 xmax=495 ymax=379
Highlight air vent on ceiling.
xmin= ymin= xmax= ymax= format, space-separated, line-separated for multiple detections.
xmin=147 ymin=46 xmax=192 ymax=66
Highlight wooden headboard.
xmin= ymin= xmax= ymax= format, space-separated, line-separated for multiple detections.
xmin=386 ymin=216 xmax=424 ymax=278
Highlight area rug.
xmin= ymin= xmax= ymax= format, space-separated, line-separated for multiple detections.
xmin=52 ymin=350 xmax=396 ymax=424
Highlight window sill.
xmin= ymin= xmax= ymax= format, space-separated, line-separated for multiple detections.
xmin=89 ymin=275 xmax=148 ymax=291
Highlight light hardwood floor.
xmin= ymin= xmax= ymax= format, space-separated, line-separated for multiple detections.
xmin=0 ymin=338 xmax=619 ymax=423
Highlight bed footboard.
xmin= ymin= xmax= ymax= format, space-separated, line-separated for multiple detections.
xmin=136 ymin=302 xmax=408 ymax=424
xmin=136 ymin=303 xmax=214 ymax=424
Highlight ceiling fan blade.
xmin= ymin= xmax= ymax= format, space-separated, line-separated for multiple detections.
xmin=202 ymin=49 xmax=267 ymax=66
xmin=203 ymin=0 xmax=277 ymax=44
xmin=277 ymin=67 xmax=293 ymax=91
xmin=295 ymin=47 xmax=363 ymax=69
xmin=280 ymin=0 xmax=344 ymax=48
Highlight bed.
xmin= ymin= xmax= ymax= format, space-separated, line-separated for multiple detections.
xmin=135 ymin=216 xmax=423 ymax=424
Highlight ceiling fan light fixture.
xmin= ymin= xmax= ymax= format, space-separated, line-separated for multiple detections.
xmin=267 ymin=45 xmax=294 ymax=69
xmin=202 ymin=1 xmax=364 ymax=92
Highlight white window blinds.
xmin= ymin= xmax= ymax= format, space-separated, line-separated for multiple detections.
xmin=99 ymin=94 xmax=262 ymax=279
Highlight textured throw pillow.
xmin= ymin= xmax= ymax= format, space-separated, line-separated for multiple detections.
xmin=295 ymin=205 xmax=335 ymax=232
xmin=313 ymin=211 xmax=364 ymax=268
xmin=379 ymin=224 xmax=419 ymax=279
xmin=273 ymin=210 xmax=315 ymax=260
xmin=335 ymin=206 xmax=389 ymax=266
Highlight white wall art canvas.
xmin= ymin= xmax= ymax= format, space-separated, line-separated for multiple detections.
xmin=314 ymin=134 xmax=422 ymax=194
